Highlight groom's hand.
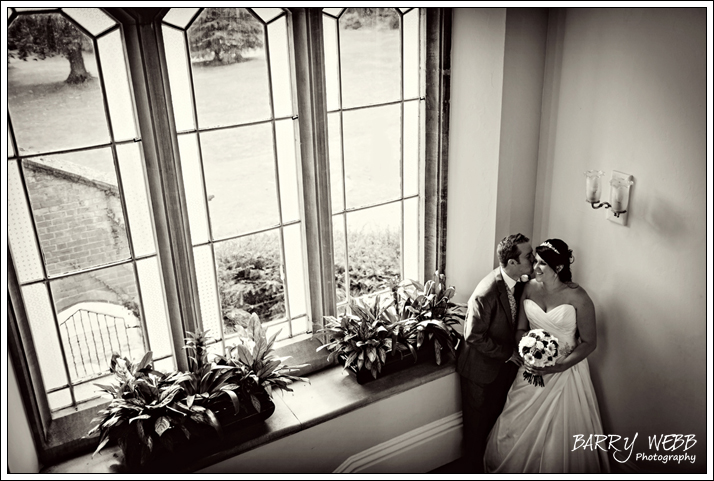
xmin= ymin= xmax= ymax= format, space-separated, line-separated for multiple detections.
xmin=506 ymin=350 xmax=523 ymax=366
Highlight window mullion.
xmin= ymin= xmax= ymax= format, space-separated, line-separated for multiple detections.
xmin=424 ymin=7 xmax=452 ymax=280
xmin=291 ymin=8 xmax=336 ymax=331
xmin=118 ymin=10 xmax=203 ymax=371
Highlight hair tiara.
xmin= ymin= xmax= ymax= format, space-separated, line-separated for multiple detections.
xmin=540 ymin=241 xmax=560 ymax=255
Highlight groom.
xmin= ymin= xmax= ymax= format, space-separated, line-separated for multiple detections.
xmin=457 ymin=233 xmax=534 ymax=472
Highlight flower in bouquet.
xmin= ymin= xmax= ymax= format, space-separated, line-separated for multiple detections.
xmin=518 ymin=328 xmax=560 ymax=387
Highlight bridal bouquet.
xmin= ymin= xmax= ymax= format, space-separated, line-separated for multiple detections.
xmin=518 ymin=329 xmax=560 ymax=387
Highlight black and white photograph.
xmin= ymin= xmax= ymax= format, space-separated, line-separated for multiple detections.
xmin=3 ymin=5 xmax=711 ymax=477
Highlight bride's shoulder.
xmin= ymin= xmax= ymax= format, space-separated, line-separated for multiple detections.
xmin=566 ymin=283 xmax=594 ymax=306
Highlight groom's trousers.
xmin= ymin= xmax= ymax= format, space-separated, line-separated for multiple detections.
xmin=460 ymin=362 xmax=518 ymax=473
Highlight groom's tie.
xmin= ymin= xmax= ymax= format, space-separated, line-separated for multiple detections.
xmin=506 ymin=284 xmax=517 ymax=323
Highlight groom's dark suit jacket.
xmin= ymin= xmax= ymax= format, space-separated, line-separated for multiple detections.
xmin=457 ymin=267 xmax=522 ymax=384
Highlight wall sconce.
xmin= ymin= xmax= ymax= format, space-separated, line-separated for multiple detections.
xmin=584 ymin=170 xmax=635 ymax=225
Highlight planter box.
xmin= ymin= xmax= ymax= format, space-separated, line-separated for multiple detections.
xmin=339 ymin=343 xmax=438 ymax=385
xmin=118 ymin=388 xmax=275 ymax=473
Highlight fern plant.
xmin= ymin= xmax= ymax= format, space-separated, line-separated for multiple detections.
xmin=393 ymin=271 xmax=466 ymax=365
xmin=317 ymin=295 xmax=403 ymax=380
xmin=217 ymin=313 xmax=309 ymax=412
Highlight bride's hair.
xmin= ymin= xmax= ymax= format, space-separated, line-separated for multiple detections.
xmin=535 ymin=238 xmax=575 ymax=284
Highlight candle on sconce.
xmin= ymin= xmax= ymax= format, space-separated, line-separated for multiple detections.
xmin=584 ymin=170 xmax=604 ymax=203
xmin=610 ymin=178 xmax=633 ymax=213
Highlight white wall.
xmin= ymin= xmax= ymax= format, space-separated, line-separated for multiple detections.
xmin=447 ymin=7 xmax=548 ymax=297
xmin=447 ymin=7 xmax=507 ymax=296
xmin=534 ymin=8 xmax=707 ymax=473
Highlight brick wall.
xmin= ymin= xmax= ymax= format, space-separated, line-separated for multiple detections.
xmin=23 ymin=160 xmax=138 ymax=315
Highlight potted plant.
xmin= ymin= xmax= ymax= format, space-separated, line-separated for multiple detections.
xmin=317 ymin=295 xmax=418 ymax=384
xmin=88 ymin=314 xmax=307 ymax=472
xmin=393 ymin=271 xmax=466 ymax=365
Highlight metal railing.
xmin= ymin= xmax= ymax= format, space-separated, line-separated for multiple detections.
xmin=59 ymin=308 xmax=142 ymax=382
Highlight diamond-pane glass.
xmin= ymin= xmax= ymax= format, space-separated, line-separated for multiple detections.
xmin=404 ymin=100 xmax=419 ymax=197
xmin=97 ymin=30 xmax=137 ymax=142
xmin=117 ymin=142 xmax=156 ymax=257
xmin=8 ymin=160 xmax=44 ymax=283
xmin=333 ymin=213 xmax=347 ymax=303
xmin=163 ymin=24 xmax=195 ymax=132
xmin=177 ymin=133 xmax=209 ymax=245
xmin=403 ymin=9 xmax=419 ymax=100
xmin=188 ymin=8 xmax=270 ymax=128
xmin=275 ymin=119 xmax=300 ymax=223
xmin=343 ymin=104 xmax=401 ymax=208
xmin=214 ymin=230 xmax=285 ymax=333
xmin=62 ymin=8 xmax=116 ymax=36
xmin=339 ymin=8 xmax=400 ymax=109
xmin=22 ymin=148 xmax=130 ymax=276
xmin=284 ymin=223 xmax=307 ymax=318
xmin=8 ymin=13 xmax=110 ymax=154
xmin=137 ymin=257 xmax=173 ymax=359
xmin=254 ymin=7 xmax=283 ymax=24
xmin=346 ymin=203 xmax=401 ymax=298
xmin=268 ymin=16 xmax=293 ymax=119
xmin=51 ymin=265 xmax=144 ymax=382
xmin=8 ymin=126 xmax=15 ymax=157
xmin=201 ymin=124 xmax=279 ymax=239
xmin=322 ymin=14 xmax=340 ymax=112
xmin=163 ymin=7 xmax=200 ymax=29
xmin=323 ymin=8 xmax=344 ymax=18
xmin=327 ymin=112 xmax=344 ymax=213
xmin=22 ymin=283 xmax=68 ymax=390
xmin=404 ymin=197 xmax=419 ymax=283
xmin=194 ymin=245 xmax=222 ymax=338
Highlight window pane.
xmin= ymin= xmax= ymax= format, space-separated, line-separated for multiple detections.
xmin=116 ymin=142 xmax=156 ymax=257
xmin=51 ymin=264 xmax=144 ymax=383
xmin=177 ymin=133 xmax=209 ymax=245
xmin=322 ymin=14 xmax=340 ymax=112
xmin=9 ymin=125 xmax=16 ymax=157
xmin=403 ymin=9 xmax=419 ymax=100
xmin=136 ymin=257 xmax=173 ymax=359
xmin=404 ymin=197 xmax=419 ymax=283
xmin=254 ymin=7 xmax=283 ymax=24
xmin=267 ymin=16 xmax=293 ymax=119
xmin=8 ymin=160 xmax=45 ymax=283
xmin=339 ymin=8 xmax=400 ymax=108
xmin=163 ymin=24 xmax=195 ymax=132
xmin=343 ymin=104 xmax=401 ymax=209
xmin=327 ymin=112 xmax=344 ymax=213
xmin=22 ymin=148 xmax=131 ymax=276
xmin=201 ymin=124 xmax=279 ymax=239
xmin=62 ymin=8 xmax=115 ymax=37
xmin=48 ymin=389 xmax=72 ymax=412
xmin=194 ymin=244 xmax=222 ymax=339
xmin=97 ymin=30 xmax=137 ymax=142
xmin=332 ymin=213 xmax=347 ymax=304
xmin=323 ymin=8 xmax=344 ymax=18
xmin=188 ymin=8 xmax=270 ymax=128
xmin=163 ymin=7 xmax=200 ymax=29
xmin=346 ymin=203 xmax=401 ymax=298
xmin=215 ymin=230 xmax=285 ymax=335
xmin=403 ymin=100 xmax=420 ymax=197
xmin=275 ymin=119 xmax=300 ymax=223
xmin=8 ymin=13 xmax=110 ymax=153
xmin=22 ymin=282 xmax=68 ymax=391
xmin=283 ymin=223 xmax=307 ymax=318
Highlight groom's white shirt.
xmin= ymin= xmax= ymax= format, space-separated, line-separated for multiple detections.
xmin=499 ymin=266 xmax=518 ymax=291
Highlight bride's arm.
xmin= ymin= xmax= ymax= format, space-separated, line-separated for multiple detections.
xmin=528 ymin=287 xmax=598 ymax=374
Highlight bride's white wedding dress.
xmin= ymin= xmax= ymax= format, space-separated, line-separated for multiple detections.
xmin=483 ymin=299 xmax=610 ymax=473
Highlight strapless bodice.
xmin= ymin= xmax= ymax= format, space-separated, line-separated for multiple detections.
xmin=523 ymin=299 xmax=578 ymax=355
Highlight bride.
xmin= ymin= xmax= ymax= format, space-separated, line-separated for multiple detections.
xmin=483 ymin=239 xmax=610 ymax=473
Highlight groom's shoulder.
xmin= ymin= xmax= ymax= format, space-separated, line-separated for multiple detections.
xmin=471 ymin=268 xmax=500 ymax=298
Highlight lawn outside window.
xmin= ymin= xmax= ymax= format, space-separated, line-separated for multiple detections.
xmin=6 ymin=7 xmax=451 ymax=466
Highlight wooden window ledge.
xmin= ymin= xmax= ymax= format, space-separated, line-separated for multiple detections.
xmin=42 ymin=360 xmax=458 ymax=473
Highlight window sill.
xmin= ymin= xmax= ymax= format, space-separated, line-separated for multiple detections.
xmin=41 ymin=358 xmax=457 ymax=473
